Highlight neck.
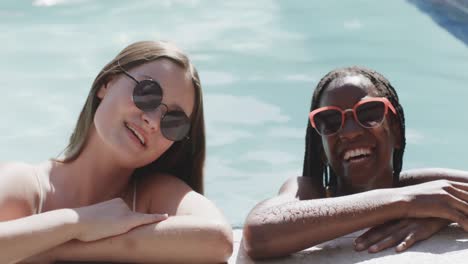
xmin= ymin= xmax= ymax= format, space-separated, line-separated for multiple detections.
xmin=51 ymin=126 xmax=134 ymax=207
xmin=336 ymin=168 xmax=394 ymax=195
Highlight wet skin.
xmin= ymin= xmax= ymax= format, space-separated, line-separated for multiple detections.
xmin=318 ymin=75 xmax=401 ymax=194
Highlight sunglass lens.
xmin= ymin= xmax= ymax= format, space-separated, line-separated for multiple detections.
xmin=133 ymin=80 xmax=163 ymax=112
xmin=356 ymin=101 xmax=385 ymax=127
xmin=314 ymin=109 xmax=342 ymax=135
xmin=161 ymin=111 xmax=191 ymax=141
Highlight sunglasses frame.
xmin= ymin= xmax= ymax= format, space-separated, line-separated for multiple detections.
xmin=309 ymin=97 xmax=397 ymax=136
xmin=117 ymin=63 xmax=191 ymax=141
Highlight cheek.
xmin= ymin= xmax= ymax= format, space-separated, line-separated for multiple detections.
xmin=148 ymin=138 xmax=173 ymax=159
xmin=375 ymin=125 xmax=396 ymax=160
xmin=383 ymin=121 xmax=396 ymax=144
xmin=94 ymin=100 xmax=115 ymax=134
xmin=96 ymin=88 xmax=133 ymax=120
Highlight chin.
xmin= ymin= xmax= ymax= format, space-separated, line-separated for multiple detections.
xmin=347 ymin=173 xmax=373 ymax=189
xmin=340 ymin=175 xmax=375 ymax=194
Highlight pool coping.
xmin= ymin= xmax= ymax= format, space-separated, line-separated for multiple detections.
xmin=229 ymin=225 xmax=467 ymax=263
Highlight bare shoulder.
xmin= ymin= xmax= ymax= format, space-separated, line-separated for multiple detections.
xmin=0 ymin=162 xmax=38 ymax=190
xmin=278 ymin=176 xmax=323 ymax=200
xmin=138 ymin=173 xmax=225 ymax=220
xmin=138 ymin=173 xmax=192 ymax=201
xmin=0 ymin=162 xmax=40 ymax=221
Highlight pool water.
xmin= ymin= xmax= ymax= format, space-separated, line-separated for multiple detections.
xmin=1 ymin=0 xmax=467 ymax=227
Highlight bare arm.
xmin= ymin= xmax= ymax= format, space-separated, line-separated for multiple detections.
xmin=350 ymin=168 xmax=468 ymax=254
xmin=0 ymin=163 xmax=167 ymax=264
xmin=34 ymin=174 xmax=233 ymax=263
xmin=3 ymin=199 xmax=166 ymax=264
xmin=0 ymin=209 xmax=80 ymax=264
xmin=399 ymin=168 xmax=468 ymax=186
xmin=243 ymin=176 xmax=468 ymax=259
xmin=41 ymin=216 xmax=231 ymax=263
xmin=0 ymin=163 xmax=78 ymax=264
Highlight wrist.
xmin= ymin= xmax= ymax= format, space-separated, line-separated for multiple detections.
xmin=369 ymin=187 xmax=409 ymax=220
xmin=389 ymin=186 xmax=411 ymax=219
xmin=56 ymin=208 xmax=81 ymax=240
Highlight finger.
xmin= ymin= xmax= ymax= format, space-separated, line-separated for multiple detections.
xmin=137 ymin=213 xmax=169 ymax=225
xmin=436 ymin=206 xmax=468 ymax=231
xmin=447 ymin=187 xmax=468 ymax=212
xmin=356 ymin=220 xmax=403 ymax=242
xmin=395 ymin=232 xmax=418 ymax=252
xmin=354 ymin=220 xmax=408 ymax=251
xmin=451 ymin=181 xmax=468 ymax=191
xmin=396 ymin=220 xmax=448 ymax=252
xmin=441 ymin=194 xmax=468 ymax=227
xmin=150 ymin=213 xmax=169 ymax=222
xmin=367 ymin=228 xmax=409 ymax=253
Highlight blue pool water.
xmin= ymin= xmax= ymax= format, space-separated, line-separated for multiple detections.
xmin=1 ymin=0 xmax=467 ymax=227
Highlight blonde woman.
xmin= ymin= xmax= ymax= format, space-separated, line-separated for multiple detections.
xmin=0 ymin=41 xmax=233 ymax=263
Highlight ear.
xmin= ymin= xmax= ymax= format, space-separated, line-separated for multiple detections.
xmin=97 ymin=79 xmax=111 ymax=99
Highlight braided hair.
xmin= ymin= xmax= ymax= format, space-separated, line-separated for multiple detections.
xmin=302 ymin=66 xmax=406 ymax=196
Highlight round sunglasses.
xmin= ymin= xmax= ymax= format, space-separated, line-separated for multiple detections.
xmin=119 ymin=67 xmax=191 ymax=141
xmin=309 ymin=97 xmax=397 ymax=136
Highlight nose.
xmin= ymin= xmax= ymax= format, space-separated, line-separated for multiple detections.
xmin=339 ymin=110 xmax=364 ymax=140
xmin=141 ymin=106 xmax=165 ymax=132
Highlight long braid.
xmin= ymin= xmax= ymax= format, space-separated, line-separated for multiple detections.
xmin=302 ymin=66 xmax=406 ymax=194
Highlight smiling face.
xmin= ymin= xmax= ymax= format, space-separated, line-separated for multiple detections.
xmin=94 ymin=58 xmax=195 ymax=169
xmin=318 ymin=75 xmax=400 ymax=194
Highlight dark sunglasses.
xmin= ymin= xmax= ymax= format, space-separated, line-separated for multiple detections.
xmin=119 ymin=66 xmax=191 ymax=142
xmin=309 ymin=97 xmax=397 ymax=136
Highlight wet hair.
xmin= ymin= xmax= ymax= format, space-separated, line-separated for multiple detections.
xmin=302 ymin=66 xmax=406 ymax=195
xmin=60 ymin=41 xmax=206 ymax=194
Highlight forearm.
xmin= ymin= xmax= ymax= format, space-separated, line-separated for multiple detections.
xmin=399 ymin=168 xmax=468 ymax=186
xmin=39 ymin=215 xmax=232 ymax=263
xmin=244 ymin=188 xmax=406 ymax=259
xmin=0 ymin=209 xmax=79 ymax=264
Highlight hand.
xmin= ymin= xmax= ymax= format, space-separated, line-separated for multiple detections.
xmin=400 ymin=180 xmax=468 ymax=230
xmin=353 ymin=218 xmax=450 ymax=253
xmin=73 ymin=198 xmax=168 ymax=242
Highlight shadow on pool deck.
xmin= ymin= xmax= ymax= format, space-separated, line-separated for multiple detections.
xmin=230 ymin=224 xmax=467 ymax=264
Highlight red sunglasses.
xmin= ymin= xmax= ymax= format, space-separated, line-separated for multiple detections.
xmin=309 ymin=97 xmax=397 ymax=136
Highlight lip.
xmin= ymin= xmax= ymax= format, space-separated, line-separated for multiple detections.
xmin=124 ymin=122 xmax=148 ymax=148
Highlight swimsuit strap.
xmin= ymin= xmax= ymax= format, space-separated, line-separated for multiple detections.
xmin=34 ymin=168 xmax=44 ymax=214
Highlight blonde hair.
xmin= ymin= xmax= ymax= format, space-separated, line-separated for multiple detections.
xmin=62 ymin=41 xmax=206 ymax=193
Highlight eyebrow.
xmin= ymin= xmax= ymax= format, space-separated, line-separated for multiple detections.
xmin=139 ymin=74 xmax=156 ymax=80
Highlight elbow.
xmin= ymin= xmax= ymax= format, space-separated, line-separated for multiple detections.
xmin=212 ymin=223 xmax=234 ymax=262
xmin=242 ymin=219 xmax=279 ymax=260
xmin=204 ymin=221 xmax=234 ymax=262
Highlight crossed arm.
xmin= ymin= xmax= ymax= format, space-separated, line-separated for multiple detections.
xmin=31 ymin=215 xmax=232 ymax=263
xmin=398 ymin=168 xmax=468 ymax=186
xmin=0 ymin=164 xmax=232 ymax=263
xmin=243 ymin=168 xmax=468 ymax=259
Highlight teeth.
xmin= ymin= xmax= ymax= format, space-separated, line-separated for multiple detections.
xmin=343 ymin=148 xmax=371 ymax=161
xmin=126 ymin=124 xmax=145 ymax=145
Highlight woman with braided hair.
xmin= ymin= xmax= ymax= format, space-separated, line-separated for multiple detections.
xmin=243 ymin=66 xmax=468 ymax=259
